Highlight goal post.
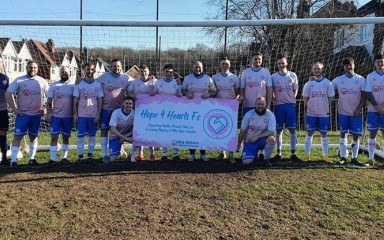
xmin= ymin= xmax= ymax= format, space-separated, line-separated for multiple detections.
xmin=0 ymin=17 xmax=384 ymax=154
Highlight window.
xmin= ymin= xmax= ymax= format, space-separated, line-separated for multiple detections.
xmin=360 ymin=24 xmax=369 ymax=42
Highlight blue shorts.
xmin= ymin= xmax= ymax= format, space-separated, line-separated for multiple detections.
xmin=77 ymin=117 xmax=98 ymax=137
xmin=338 ymin=114 xmax=362 ymax=136
xmin=367 ymin=112 xmax=384 ymax=131
xmin=306 ymin=116 xmax=329 ymax=134
xmin=274 ymin=103 xmax=296 ymax=130
xmin=109 ymin=138 xmax=122 ymax=157
xmin=14 ymin=114 xmax=41 ymax=137
xmin=50 ymin=116 xmax=73 ymax=137
xmin=243 ymin=107 xmax=254 ymax=116
xmin=100 ymin=109 xmax=114 ymax=130
xmin=241 ymin=137 xmax=268 ymax=160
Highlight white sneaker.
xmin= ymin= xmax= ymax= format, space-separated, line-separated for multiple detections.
xmin=201 ymin=154 xmax=209 ymax=162
xmin=188 ymin=154 xmax=195 ymax=162
xmin=130 ymin=155 xmax=137 ymax=163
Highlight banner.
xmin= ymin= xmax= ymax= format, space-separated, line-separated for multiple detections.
xmin=133 ymin=95 xmax=239 ymax=151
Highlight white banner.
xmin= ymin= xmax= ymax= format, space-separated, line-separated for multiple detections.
xmin=133 ymin=95 xmax=239 ymax=151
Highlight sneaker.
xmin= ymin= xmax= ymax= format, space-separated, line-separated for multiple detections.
xmin=173 ymin=156 xmax=182 ymax=162
xmin=258 ymin=153 xmax=265 ymax=161
xmin=290 ymin=154 xmax=301 ymax=162
xmin=0 ymin=158 xmax=10 ymax=166
xmin=102 ymin=156 xmax=110 ymax=164
xmin=77 ymin=158 xmax=86 ymax=164
xmin=10 ymin=161 xmax=18 ymax=168
xmin=188 ymin=154 xmax=195 ymax=162
xmin=271 ymin=154 xmax=281 ymax=161
xmin=28 ymin=159 xmax=39 ymax=166
xmin=201 ymin=154 xmax=209 ymax=162
xmin=323 ymin=155 xmax=331 ymax=163
xmin=303 ymin=155 xmax=310 ymax=162
xmin=367 ymin=159 xmax=375 ymax=166
xmin=130 ymin=155 xmax=137 ymax=163
xmin=136 ymin=153 xmax=144 ymax=161
xmin=48 ymin=160 xmax=57 ymax=167
xmin=61 ymin=158 xmax=71 ymax=164
xmin=263 ymin=159 xmax=272 ymax=167
xmin=228 ymin=153 xmax=236 ymax=164
xmin=339 ymin=157 xmax=346 ymax=165
xmin=215 ymin=153 xmax=225 ymax=161
xmin=149 ymin=154 xmax=156 ymax=161
xmin=160 ymin=156 xmax=168 ymax=162
xmin=351 ymin=158 xmax=364 ymax=167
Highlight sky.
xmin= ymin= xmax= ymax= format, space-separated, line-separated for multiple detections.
xmin=0 ymin=0 xmax=372 ymax=50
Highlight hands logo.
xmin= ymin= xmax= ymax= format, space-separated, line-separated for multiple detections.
xmin=203 ymin=109 xmax=233 ymax=139
xmin=23 ymin=89 xmax=30 ymax=96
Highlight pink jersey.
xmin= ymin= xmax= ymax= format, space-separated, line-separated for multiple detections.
xmin=127 ymin=78 xmax=157 ymax=95
xmin=332 ymin=73 xmax=365 ymax=115
xmin=109 ymin=108 xmax=135 ymax=140
xmin=240 ymin=109 xmax=276 ymax=143
xmin=97 ymin=72 xmax=132 ymax=110
xmin=181 ymin=73 xmax=216 ymax=96
xmin=240 ymin=67 xmax=272 ymax=108
xmin=365 ymin=70 xmax=384 ymax=112
xmin=271 ymin=71 xmax=298 ymax=105
xmin=73 ymin=79 xmax=104 ymax=118
xmin=47 ymin=80 xmax=75 ymax=117
xmin=302 ymin=78 xmax=335 ymax=117
xmin=212 ymin=72 xmax=240 ymax=99
xmin=7 ymin=74 xmax=49 ymax=115
xmin=153 ymin=78 xmax=181 ymax=95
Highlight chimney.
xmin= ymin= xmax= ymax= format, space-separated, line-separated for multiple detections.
xmin=46 ymin=39 xmax=56 ymax=52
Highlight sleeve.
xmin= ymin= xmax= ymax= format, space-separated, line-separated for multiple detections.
xmin=127 ymin=80 xmax=135 ymax=93
xmin=364 ymin=75 xmax=371 ymax=92
xmin=328 ymin=81 xmax=335 ymax=97
xmin=292 ymin=72 xmax=299 ymax=91
xmin=208 ymin=77 xmax=217 ymax=94
xmin=6 ymin=79 xmax=18 ymax=93
xmin=153 ymin=80 xmax=159 ymax=94
xmin=109 ymin=110 xmax=119 ymax=127
xmin=234 ymin=76 xmax=240 ymax=89
xmin=97 ymin=82 xmax=104 ymax=97
xmin=181 ymin=77 xmax=188 ymax=91
xmin=240 ymin=111 xmax=250 ymax=130
xmin=267 ymin=112 xmax=276 ymax=132
xmin=302 ymin=82 xmax=309 ymax=97
xmin=332 ymin=78 xmax=337 ymax=90
xmin=240 ymin=70 xmax=246 ymax=88
xmin=73 ymin=84 xmax=79 ymax=97
xmin=360 ymin=77 xmax=366 ymax=90
xmin=47 ymin=85 xmax=54 ymax=98
xmin=265 ymin=69 xmax=272 ymax=87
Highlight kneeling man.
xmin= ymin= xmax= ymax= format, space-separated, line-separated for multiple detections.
xmin=237 ymin=97 xmax=276 ymax=166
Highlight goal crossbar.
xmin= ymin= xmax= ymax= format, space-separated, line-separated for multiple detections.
xmin=1 ymin=17 xmax=384 ymax=27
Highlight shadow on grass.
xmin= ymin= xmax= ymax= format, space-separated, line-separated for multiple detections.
xmin=0 ymin=157 xmax=382 ymax=184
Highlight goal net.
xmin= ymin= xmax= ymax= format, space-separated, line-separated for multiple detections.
xmin=0 ymin=14 xmax=384 ymax=155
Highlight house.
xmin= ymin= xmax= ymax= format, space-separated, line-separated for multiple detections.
xmin=25 ymin=39 xmax=80 ymax=84
xmin=13 ymin=40 xmax=32 ymax=77
xmin=0 ymin=38 xmax=18 ymax=80
xmin=333 ymin=0 xmax=384 ymax=57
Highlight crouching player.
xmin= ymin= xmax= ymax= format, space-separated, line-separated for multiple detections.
xmin=108 ymin=96 xmax=137 ymax=162
xmin=237 ymin=97 xmax=276 ymax=167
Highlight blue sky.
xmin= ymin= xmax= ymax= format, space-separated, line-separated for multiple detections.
xmin=0 ymin=0 xmax=372 ymax=49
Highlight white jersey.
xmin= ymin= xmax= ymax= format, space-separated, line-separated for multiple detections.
xmin=212 ymin=72 xmax=240 ymax=99
xmin=153 ymin=78 xmax=181 ymax=95
xmin=365 ymin=70 xmax=384 ymax=112
xmin=241 ymin=109 xmax=276 ymax=143
xmin=302 ymin=78 xmax=335 ymax=117
xmin=271 ymin=71 xmax=298 ymax=105
xmin=127 ymin=78 xmax=157 ymax=95
xmin=7 ymin=74 xmax=49 ymax=115
xmin=332 ymin=73 xmax=365 ymax=116
xmin=109 ymin=108 xmax=135 ymax=140
xmin=73 ymin=79 xmax=104 ymax=118
xmin=240 ymin=67 xmax=272 ymax=108
xmin=97 ymin=72 xmax=132 ymax=110
xmin=47 ymin=80 xmax=75 ymax=117
xmin=181 ymin=73 xmax=216 ymax=96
